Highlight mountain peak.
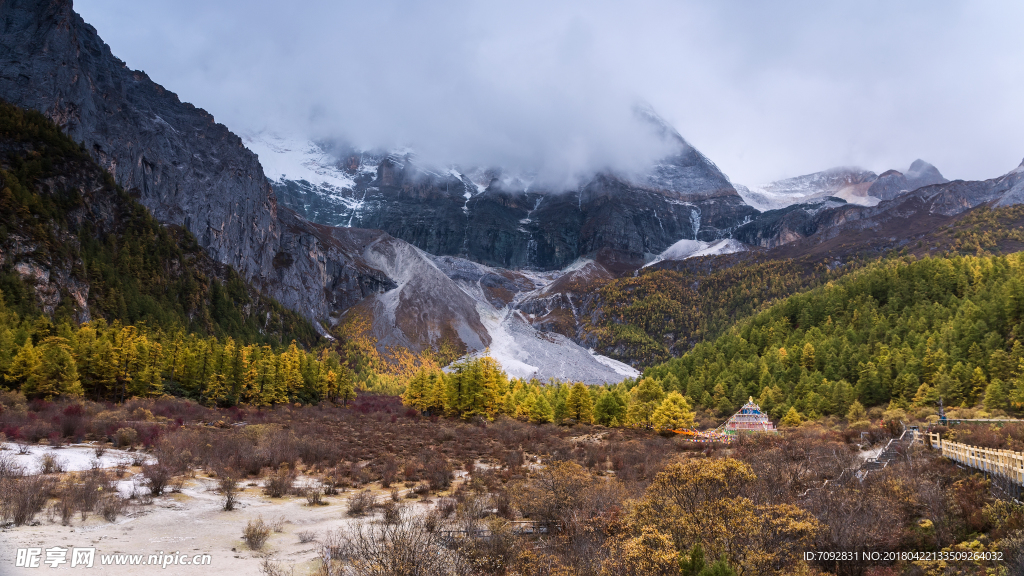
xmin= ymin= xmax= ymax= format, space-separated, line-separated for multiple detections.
xmin=906 ymin=159 xmax=947 ymax=184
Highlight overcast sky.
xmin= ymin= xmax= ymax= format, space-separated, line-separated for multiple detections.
xmin=76 ymin=0 xmax=1024 ymax=186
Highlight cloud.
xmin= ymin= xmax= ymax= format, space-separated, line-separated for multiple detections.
xmin=76 ymin=0 xmax=1024 ymax=185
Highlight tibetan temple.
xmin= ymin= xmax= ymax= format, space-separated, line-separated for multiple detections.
xmin=724 ymin=397 xmax=777 ymax=434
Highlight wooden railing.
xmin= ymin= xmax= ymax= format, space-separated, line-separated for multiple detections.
xmin=928 ymin=432 xmax=1024 ymax=484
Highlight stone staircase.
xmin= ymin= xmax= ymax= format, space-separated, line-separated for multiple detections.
xmin=858 ymin=430 xmax=918 ymax=479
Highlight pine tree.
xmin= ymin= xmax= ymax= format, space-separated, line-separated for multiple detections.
xmin=529 ymin=393 xmax=554 ymax=424
xmin=984 ymin=378 xmax=1009 ymax=411
xmin=9 ymin=340 xmax=43 ymax=396
xmin=336 ymin=364 xmax=356 ymax=406
xmin=779 ymin=406 xmax=802 ymax=428
xmin=39 ymin=342 xmax=83 ymax=398
xmin=565 ymin=382 xmax=594 ymax=424
xmin=846 ymin=400 xmax=867 ymax=422
xmin=801 ymin=342 xmax=816 ymax=371
xmin=0 ymin=327 xmax=15 ymax=380
xmin=594 ymin=388 xmax=626 ymax=426
xmin=651 ymin=391 xmax=695 ymax=430
xmin=969 ymin=367 xmax=988 ymax=406
xmin=680 ymin=543 xmax=707 ymax=576
xmin=626 ymin=377 xmax=665 ymax=427
xmin=403 ymin=368 xmax=430 ymax=412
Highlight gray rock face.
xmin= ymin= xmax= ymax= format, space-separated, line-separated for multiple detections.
xmin=270 ymin=113 xmax=757 ymax=271
xmin=734 ymin=160 xmax=1024 ymax=249
xmin=0 ymin=0 xmax=397 ymax=335
xmin=867 ymin=160 xmax=948 ymax=201
xmin=0 ymin=0 xmax=277 ymax=280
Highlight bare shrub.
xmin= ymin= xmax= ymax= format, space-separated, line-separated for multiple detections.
xmin=263 ymin=468 xmax=296 ymax=498
xmin=219 ymin=472 xmax=240 ymax=511
xmin=321 ymin=470 xmax=342 ymax=496
xmin=142 ymin=463 xmax=172 ymax=496
xmin=380 ymin=457 xmax=399 ymax=488
xmin=94 ymin=444 xmax=108 ymax=458
xmin=75 ymin=470 xmax=114 ymax=521
xmin=99 ymin=494 xmax=128 ymax=522
xmin=382 ymin=501 xmax=402 ymax=525
xmin=436 ymin=497 xmax=457 ymax=518
xmin=436 ymin=427 xmax=457 ymax=443
xmin=52 ymin=484 xmax=77 ymax=526
xmin=130 ymin=451 xmax=148 ymax=467
xmin=114 ymin=457 xmax=130 ymax=478
xmin=503 ymin=449 xmax=524 ymax=470
xmin=260 ymin=558 xmax=294 ymax=576
xmin=114 ymin=427 xmax=139 ymax=449
xmin=347 ymin=490 xmax=376 ymax=517
xmin=421 ymin=451 xmax=453 ymax=492
xmin=0 ymin=476 xmax=55 ymax=525
xmin=243 ymin=516 xmax=271 ymax=550
xmin=40 ymin=453 xmax=66 ymax=474
xmin=0 ymin=453 xmax=24 ymax=478
xmin=267 ymin=515 xmax=286 ymax=532
xmin=390 ymin=488 xmax=401 ymax=502
xmin=305 ymin=486 xmax=324 ymax=506
xmin=297 ymin=530 xmax=317 ymax=544
xmin=318 ymin=512 xmax=470 ymax=576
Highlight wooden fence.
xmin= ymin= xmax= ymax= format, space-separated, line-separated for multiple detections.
xmin=927 ymin=432 xmax=1024 ymax=484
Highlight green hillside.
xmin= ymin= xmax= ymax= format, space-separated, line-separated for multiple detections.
xmin=0 ymin=99 xmax=317 ymax=346
xmin=643 ymin=253 xmax=1024 ymax=418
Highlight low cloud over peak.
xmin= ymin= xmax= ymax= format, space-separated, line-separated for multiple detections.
xmin=77 ymin=0 xmax=1024 ymax=185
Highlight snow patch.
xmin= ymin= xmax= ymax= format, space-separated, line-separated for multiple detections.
xmin=644 ymin=238 xmax=746 ymax=267
xmin=589 ymin=350 xmax=641 ymax=378
xmin=1 ymin=443 xmax=154 ymax=474
xmin=243 ymin=133 xmax=356 ymax=191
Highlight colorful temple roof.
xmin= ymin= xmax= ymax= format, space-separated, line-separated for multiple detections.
xmin=724 ymin=397 xmax=776 ymax=433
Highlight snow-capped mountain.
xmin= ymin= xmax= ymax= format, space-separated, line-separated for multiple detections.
xmin=247 ymin=108 xmax=758 ymax=272
xmin=735 ymin=161 xmax=948 ymax=212
xmin=735 ymin=167 xmax=880 ymax=211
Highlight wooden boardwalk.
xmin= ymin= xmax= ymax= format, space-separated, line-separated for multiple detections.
xmin=927 ymin=432 xmax=1024 ymax=485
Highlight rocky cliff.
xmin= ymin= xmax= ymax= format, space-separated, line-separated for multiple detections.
xmin=260 ymin=117 xmax=757 ymax=271
xmin=0 ymin=0 xmax=398 ymax=335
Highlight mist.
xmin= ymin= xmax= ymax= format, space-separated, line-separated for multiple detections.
xmin=76 ymin=0 xmax=1024 ymax=186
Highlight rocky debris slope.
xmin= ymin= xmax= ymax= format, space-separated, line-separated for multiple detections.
xmin=427 ymin=255 xmax=640 ymax=383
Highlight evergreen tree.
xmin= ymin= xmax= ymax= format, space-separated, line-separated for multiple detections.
xmin=846 ymin=400 xmax=867 ymax=422
xmin=594 ymin=387 xmax=627 ymax=426
xmin=336 ymin=364 xmax=356 ymax=406
xmin=984 ymin=378 xmax=1009 ymax=411
xmin=651 ymin=391 xmax=695 ymax=430
xmin=529 ymin=393 xmax=554 ymax=424
xmin=626 ymin=377 xmax=665 ymax=427
xmin=779 ymin=406 xmax=802 ymax=428
xmin=403 ymin=368 xmax=430 ymax=412
xmin=698 ymin=557 xmax=737 ymax=576
xmin=679 ymin=543 xmax=706 ymax=576
xmin=8 ymin=340 xmax=43 ymax=395
xmin=38 ymin=342 xmax=83 ymax=398
xmin=565 ymin=382 xmax=594 ymax=424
